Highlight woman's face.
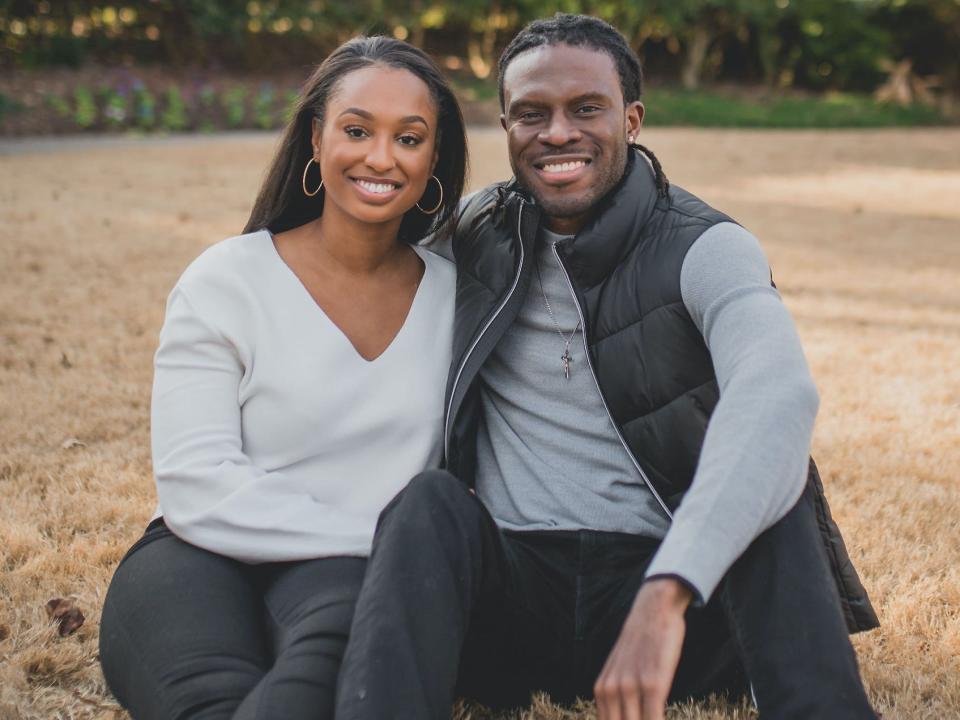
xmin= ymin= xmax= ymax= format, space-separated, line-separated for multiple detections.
xmin=312 ymin=65 xmax=439 ymax=228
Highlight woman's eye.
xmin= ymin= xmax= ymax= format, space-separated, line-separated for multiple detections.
xmin=398 ymin=134 xmax=422 ymax=146
xmin=345 ymin=126 xmax=368 ymax=138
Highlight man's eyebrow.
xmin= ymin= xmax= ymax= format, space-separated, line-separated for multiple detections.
xmin=338 ymin=107 xmax=430 ymax=128
xmin=568 ymin=92 xmax=611 ymax=105
xmin=506 ymin=92 xmax=611 ymax=114
xmin=506 ymin=99 xmax=545 ymax=114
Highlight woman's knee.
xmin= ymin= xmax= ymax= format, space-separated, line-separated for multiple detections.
xmin=99 ymin=529 xmax=268 ymax=718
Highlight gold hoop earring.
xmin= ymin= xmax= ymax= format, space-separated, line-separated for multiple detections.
xmin=416 ymin=175 xmax=443 ymax=215
xmin=302 ymin=157 xmax=323 ymax=197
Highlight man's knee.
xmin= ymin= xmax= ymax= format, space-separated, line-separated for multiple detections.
xmin=383 ymin=470 xmax=473 ymax=518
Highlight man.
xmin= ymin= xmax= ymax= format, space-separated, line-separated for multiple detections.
xmin=336 ymin=14 xmax=879 ymax=720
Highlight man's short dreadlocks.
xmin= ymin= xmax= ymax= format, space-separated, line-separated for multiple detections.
xmin=497 ymin=13 xmax=643 ymax=111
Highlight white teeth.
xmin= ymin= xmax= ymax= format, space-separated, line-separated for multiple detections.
xmin=542 ymin=161 xmax=587 ymax=174
xmin=356 ymin=180 xmax=396 ymax=194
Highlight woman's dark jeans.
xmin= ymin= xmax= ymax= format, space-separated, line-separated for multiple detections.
xmin=335 ymin=470 xmax=879 ymax=720
xmin=99 ymin=520 xmax=366 ymax=720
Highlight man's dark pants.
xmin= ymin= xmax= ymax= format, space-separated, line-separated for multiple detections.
xmin=335 ymin=470 xmax=877 ymax=719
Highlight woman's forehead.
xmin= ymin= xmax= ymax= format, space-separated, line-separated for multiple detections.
xmin=328 ymin=65 xmax=437 ymax=123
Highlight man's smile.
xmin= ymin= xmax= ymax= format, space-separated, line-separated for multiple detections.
xmin=531 ymin=155 xmax=592 ymax=184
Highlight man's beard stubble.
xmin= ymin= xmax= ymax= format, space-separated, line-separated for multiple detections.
xmin=510 ymin=140 xmax=628 ymax=224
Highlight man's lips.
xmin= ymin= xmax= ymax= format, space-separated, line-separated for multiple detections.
xmin=531 ymin=156 xmax=592 ymax=184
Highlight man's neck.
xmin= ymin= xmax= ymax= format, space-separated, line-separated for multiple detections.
xmin=543 ymin=214 xmax=586 ymax=236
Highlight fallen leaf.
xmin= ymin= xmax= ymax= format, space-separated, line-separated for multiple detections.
xmin=45 ymin=597 xmax=71 ymax=618
xmin=0 ymin=623 xmax=9 ymax=641
xmin=61 ymin=438 xmax=86 ymax=450
xmin=57 ymin=607 xmax=85 ymax=636
xmin=45 ymin=597 xmax=85 ymax=636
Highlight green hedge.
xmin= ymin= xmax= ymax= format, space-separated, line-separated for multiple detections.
xmin=0 ymin=77 xmax=952 ymax=134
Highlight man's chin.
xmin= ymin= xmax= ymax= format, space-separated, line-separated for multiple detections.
xmin=532 ymin=194 xmax=595 ymax=223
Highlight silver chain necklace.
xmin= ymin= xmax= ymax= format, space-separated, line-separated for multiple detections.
xmin=535 ymin=249 xmax=581 ymax=380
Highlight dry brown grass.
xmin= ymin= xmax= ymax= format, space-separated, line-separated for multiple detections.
xmin=1 ymin=128 xmax=959 ymax=719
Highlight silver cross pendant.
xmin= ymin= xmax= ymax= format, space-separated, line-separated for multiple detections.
xmin=561 ymin=348 xmax=572 ymax=380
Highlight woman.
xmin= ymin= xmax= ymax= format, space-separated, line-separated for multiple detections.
xmin=99 ymin=36 xmax=467 ymax=720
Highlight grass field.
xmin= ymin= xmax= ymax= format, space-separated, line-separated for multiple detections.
xmin=1 ymin=128 xmax=959 ymax=719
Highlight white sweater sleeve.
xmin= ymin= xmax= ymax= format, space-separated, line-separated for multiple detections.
xmin=151 ymin=285 xmax=331 ymax=562
xmin=644 ymin=222 xmax=819 ymax=602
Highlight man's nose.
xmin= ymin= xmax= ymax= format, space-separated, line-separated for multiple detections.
xmin=538 ymin=113 xmax=582 ymax=145
xmin=365 ymin=136 xmax=396 ymax=172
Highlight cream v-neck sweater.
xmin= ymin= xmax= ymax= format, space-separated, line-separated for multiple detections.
xmin=150 ymin=231 xmax=455 ymax=563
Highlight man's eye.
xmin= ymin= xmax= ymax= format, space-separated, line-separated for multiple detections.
xmin=577 ymin=105 xmax=601 ymax=114
xmin=519 ymin=112 xmax=543 ymax=122
xmin=345 ymin=126 xmax=368 ymax=138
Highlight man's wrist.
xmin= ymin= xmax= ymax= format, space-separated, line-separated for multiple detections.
xmin=644 ymin=572 xmax=703 ymax=607
xmin=636 ymin=576 xmax=695 ymax=614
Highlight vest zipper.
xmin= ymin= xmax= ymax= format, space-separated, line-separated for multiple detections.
xmin=444 ymin=200 xmax=527 ymax=460
xmin=550 ymin=242 xmax=674 ymax=521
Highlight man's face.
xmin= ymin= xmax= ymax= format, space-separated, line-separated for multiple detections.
xmin=500 ymin=43 xmax=643 ymax=235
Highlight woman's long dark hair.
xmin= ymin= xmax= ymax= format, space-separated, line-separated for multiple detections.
xmin=244 ymin=36 xmax=468 ymax=244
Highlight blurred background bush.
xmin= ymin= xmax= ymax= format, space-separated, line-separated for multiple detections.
xmin=1 ymin=0 xmax=958 ymax=134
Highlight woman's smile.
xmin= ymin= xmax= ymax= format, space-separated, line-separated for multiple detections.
xmin=349 ymin=175 xmax=404 ymax=203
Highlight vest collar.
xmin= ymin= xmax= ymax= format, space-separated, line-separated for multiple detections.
xmin=541 ymin=150 xmax=662 ymax=288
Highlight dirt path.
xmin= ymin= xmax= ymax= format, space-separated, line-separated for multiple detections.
xmin=1 ymin=128 xmax=959 ymax=719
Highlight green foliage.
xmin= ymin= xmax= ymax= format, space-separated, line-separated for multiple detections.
xmin=160 ymin=87 xmax=189 ymax=132
xmin=46 ymin=94 xmax=71 ymax=118
xmin=74 ymin=87 xmax=97 ymax=128
xmin=198 ymin=85 xmax=217 ymax=109
xmin=0 ymin=93 xmax=24 ymax=123
xmin=253 ymin=84 xmax=275 ymax=129
xmin=134 ymin=85 xmax=157 ymax=129
xmin=197 ymin=84 xmax=218 ymax=132
xmin=222 ymin=87 xmax=249 ymax=128
xmin=1 ymin=0 xmax=959 ymax=95
xmin=282 ymin=90 xmax=300 ymax=123
xmin=102 ymin=88 xmax=128 ymax=126
xmin=642 ymin=88 xmax=946 ymax=127
xmin=776 ymin=0 xmax=892 ymax=91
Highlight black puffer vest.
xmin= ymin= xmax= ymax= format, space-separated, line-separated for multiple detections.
xmin=443 ymin=151 xmax=879 ymax=633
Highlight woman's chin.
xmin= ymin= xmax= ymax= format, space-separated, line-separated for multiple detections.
xmin=325 ymin=194 xmax=415 ymax=227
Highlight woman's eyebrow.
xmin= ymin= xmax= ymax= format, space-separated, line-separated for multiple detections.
xmin=400 ymin=115 xmax=430 ymax=129
xmin=338 ymin=107 xmax=374 ymax=120
xmin=338 ymin=107 xmax=430 ymax=129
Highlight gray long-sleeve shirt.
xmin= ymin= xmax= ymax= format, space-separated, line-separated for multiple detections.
xmin=474 ymin=222 xmax=819 ymax=603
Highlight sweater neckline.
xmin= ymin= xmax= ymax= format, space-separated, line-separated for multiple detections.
xmin=259 ymin=229 xmax=434 ymax=365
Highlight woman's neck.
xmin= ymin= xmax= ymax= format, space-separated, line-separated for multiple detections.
xmin=304 ymin=206 xmax=409 ymax=276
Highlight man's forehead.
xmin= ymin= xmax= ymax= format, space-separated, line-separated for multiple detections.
xmin=502 ymin=43 xmax=620 ymax=105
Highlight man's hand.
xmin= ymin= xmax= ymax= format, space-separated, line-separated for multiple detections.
xmin=594 ymin=578 xmax=693 ymax=720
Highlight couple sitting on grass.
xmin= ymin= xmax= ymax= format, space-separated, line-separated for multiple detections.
xmin=98 ymin=13 xmax=880 ymax=720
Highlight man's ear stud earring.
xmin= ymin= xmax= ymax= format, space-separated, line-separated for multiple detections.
xmin=627 ymin=135 xmax=635 ymax=144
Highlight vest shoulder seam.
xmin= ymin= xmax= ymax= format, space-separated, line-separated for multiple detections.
xmin=619 ymin=378 xmax=718 ymax=422
xmin=592 ymin=299 xmax=687 ymax=343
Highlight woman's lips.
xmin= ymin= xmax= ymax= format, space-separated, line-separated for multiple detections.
xmin=350 ymin=177 xmax=403 ymax=202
